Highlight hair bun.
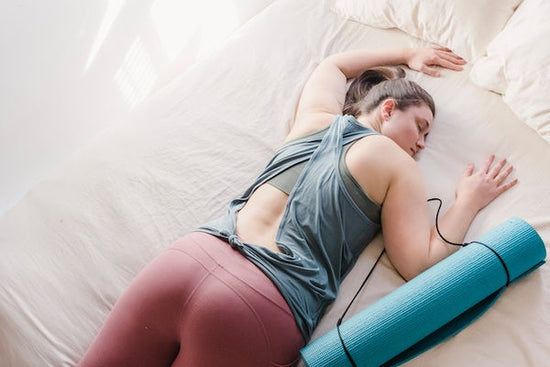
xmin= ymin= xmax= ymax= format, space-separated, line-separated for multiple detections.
xmin=343 ymin=67 xmax=405 ymax=116
xmin=343 ymin=67 xmax=434 ymax=118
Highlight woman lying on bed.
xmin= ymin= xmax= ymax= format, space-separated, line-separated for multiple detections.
xmin=79 ymin=47 xmax=517 ymax=367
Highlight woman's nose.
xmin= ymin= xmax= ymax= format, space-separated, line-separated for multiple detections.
xmin=416 ymin=136 xmax=426 ymax=150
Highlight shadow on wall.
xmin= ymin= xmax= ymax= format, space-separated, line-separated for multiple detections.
xmin=0 ymin=0 xmax=274 ymax=215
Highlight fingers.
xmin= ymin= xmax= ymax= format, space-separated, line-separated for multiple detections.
xmin=431 ymin=46 xmax=452 ymax=51
xmin=438 ymin=58 xmax=465 ymax=71
xmin=481 ymin=154 xmax=495 ymax=174
xmin=493 ymin=162 xmax=518 ymax=193
xmin=431 ymin=45 xmax=465 ymax=60
xmin=482 ymin=154 xmax=518 ymax=192
xmin=457 ymin=155 xmax=518 ymax=212
xmin=420 ymin=65 xmax=441 ymax=77
xmin=495 ymin=165 xmax=513 ymax=184
xmin=463 ymin=163 xmax=475 ymax=177
xmin=436 ymin=52 xmax=466 ymax=71
xmin=419 ymin=46 xmax=466 ymax=76
xmin=489 ymin=157 xmax=507 ymax=178
xmin=497 ymin=176 xmax=519 ymax=195
xmin=434 ymin=47 xmax=466 ymax=63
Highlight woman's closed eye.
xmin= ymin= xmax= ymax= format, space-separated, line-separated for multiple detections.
xmin=416 ymin=118 xmax=430 ymax=135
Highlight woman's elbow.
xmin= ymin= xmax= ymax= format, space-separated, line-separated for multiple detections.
xmin=395 ymin=260 xmax=429 ymax=282
xmin=387 ymin=247 xmax=431 ymax=281
xmin=399 ymin=241 xmax=459 ymax=281
xmin=399 ymin=266 xmax=425 ymax=282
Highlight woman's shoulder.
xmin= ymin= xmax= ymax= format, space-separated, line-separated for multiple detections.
xmin=346 ymin=134 xmax=419 ymax=205
xmin=353 ymin=133 xmax=414 ymax=167
xmin=284 ymin=111 xmax=337 ymax=143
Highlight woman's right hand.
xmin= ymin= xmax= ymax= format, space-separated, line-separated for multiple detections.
xmin=455 ymin=155 xmax=518 ymax=213
xmin=405 ymin=46 xmax=466 ymax=77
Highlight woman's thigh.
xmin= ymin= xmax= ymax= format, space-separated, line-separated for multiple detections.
xmin=78 ymin=234 xmax=210 ymax=366
xmin=79 ymin=232 xmax=304 ymax=367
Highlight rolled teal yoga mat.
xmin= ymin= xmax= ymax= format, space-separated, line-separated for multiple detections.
xmin=301 ymin=217 xmax=546 ymax=367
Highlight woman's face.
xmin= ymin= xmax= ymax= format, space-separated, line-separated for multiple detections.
xmin=379 ymin=100 xmax=434 ymax=157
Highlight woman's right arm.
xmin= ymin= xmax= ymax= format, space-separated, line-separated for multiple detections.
xmin=288 ymin=48 xmax=465 ymax=141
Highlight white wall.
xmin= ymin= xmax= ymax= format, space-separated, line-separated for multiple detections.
xmin=0 ymin=0 xmax=274 ymax=215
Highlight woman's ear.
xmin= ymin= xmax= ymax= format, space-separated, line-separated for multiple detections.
xmin=379 ymin=99 xmax=396 ymax=123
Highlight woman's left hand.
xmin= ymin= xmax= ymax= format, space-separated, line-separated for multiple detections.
xmin=455 ymin=155 xmax=518 ymax=213
xmin=406 ymin=46 xmax=466 ymax=77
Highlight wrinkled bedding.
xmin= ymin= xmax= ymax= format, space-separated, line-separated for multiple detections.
xmin=1 ymin=0 xmax=549 ymax=366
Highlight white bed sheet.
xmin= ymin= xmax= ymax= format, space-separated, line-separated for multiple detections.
xmin=1 ymin=0 xmax=549 ymax=366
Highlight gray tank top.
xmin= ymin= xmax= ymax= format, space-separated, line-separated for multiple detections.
xmin=268 ymin=129 xmax=380 ymax=223
xmin=197 ymin=115 xmax=381 ymax=339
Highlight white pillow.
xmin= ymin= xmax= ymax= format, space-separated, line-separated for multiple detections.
xmin=471 ymin=0 xmax=550 ymax=142
xmin=331 ymin=0 xmax=522 ymax=62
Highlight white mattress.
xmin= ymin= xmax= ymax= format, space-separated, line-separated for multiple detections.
xmin=1 ymin=0 xmax=549 ymax=365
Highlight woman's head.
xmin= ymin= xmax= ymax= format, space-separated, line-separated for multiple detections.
xmin=344 ymin=67 xmax=436 ymax=157
xmin=343 ymin=67 xmax=435 ymax=117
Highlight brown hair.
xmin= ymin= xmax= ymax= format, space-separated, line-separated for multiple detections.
xmin=343 ymin=67 xmax=435 ymax=118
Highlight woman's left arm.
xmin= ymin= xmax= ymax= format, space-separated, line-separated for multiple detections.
xmin=425 ymin=155 xmax=518 ymax=263
xmin=383 ymin=154 xmax=518 ymax=281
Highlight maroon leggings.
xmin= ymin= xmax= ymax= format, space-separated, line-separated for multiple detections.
xmin=78 ymin=232 xmax=305 ymax=367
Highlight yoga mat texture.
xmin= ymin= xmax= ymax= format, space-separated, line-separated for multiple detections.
xmin=301 ymin=217 xmax=546 ymax=367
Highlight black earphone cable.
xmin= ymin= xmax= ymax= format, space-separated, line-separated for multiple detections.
xmin=336 ymin=248 xmax=385 ymax=367
xmin=427 ymin=197 xmax=465 ymax=247
xmin=428 ymin=197 xmax=510 ymax=285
